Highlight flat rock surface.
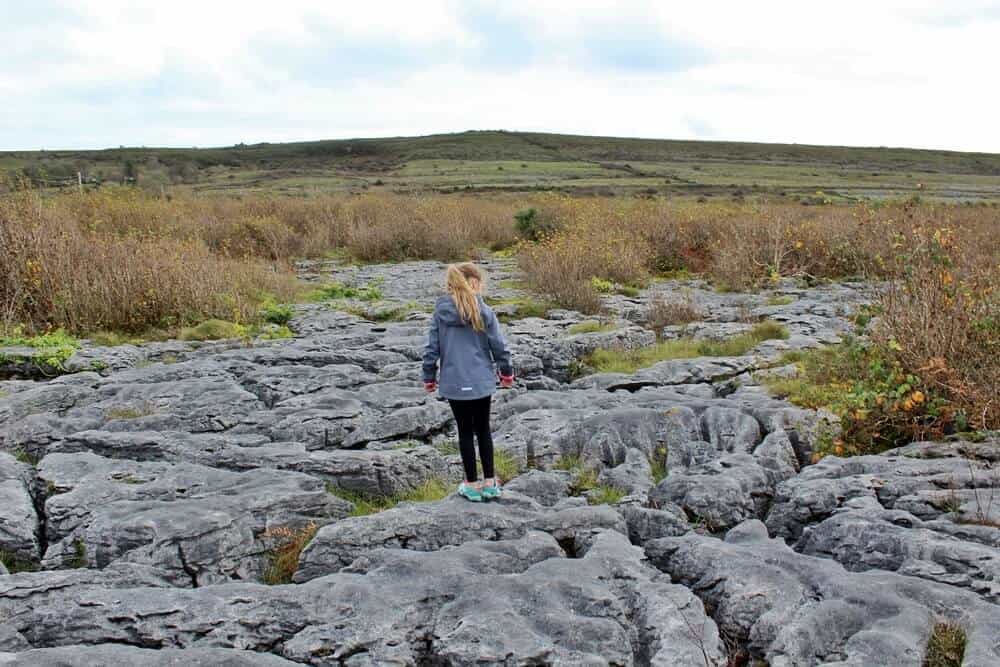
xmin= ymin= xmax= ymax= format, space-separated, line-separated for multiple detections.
xmin=3 ymin=258 xmax=998 ymax=665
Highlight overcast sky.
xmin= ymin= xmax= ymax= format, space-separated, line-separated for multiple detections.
xmin=3 ymin=0 xmax=999 ymax=152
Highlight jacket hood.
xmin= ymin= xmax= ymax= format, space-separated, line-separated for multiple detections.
xmin=436 ymin=294 xmax=485 ymax=327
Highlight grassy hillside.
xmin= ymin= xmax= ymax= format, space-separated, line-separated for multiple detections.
xmin=3 ymin=130 xmax=1000 ymax=201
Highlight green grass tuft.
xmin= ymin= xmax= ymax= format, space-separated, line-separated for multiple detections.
xmin=328 ymin=478 xmax=452 ymax=517
xmin=67 ymin=539 xmax=88 ymax=569
xmin=567 ymin=320 xmax=617 ymax=335
xmin=588 ymin=484 xmax=626 ymax=505
xmin=766 ymin=295 xmax=796 ymax=306
xmin=923 ymin=620 xmax=966 ymax=667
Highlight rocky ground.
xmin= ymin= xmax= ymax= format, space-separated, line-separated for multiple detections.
xmin=0 ymin=258 xmax=997 ymax=666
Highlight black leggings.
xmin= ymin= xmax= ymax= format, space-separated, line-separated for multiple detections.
xmin=448 ymin=396 xmax=494 ymax=482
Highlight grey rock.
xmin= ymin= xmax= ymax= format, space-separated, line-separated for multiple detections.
xmin=0 ymin=646 xmax=301 ymax=666
xmin=0 ymin=453 xmax=39 ymax=563
xmin=598 ymin=447 xmax=654 ymax=496
xmin=647 ymin=519 xmax=1000 ymax=667
xmin=37 ymin=453 xmax=350 ymax=585
xmin=295 ymin=493 xmax=628 ymax=581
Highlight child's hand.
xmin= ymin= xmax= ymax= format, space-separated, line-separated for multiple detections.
xmin=424 ymin=381 xmax=437 ymax=394
xmin=499 ymin=374 xmax=514 ymax=389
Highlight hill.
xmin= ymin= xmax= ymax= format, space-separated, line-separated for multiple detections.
xmin=3 ymin=130 xmax=1000 ymax=201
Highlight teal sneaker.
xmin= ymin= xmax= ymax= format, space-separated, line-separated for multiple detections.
xmin=481 ymin=481 xmax=502 ymax=501
xmin=458 ymin=482 xmax=483 ymax=502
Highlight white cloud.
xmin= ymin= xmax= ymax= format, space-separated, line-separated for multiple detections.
xmin=2 ymin=0 xmax=999 ymax=151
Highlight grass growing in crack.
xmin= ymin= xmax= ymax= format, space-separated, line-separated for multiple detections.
xmin=766 ymin=294 xmax=796 ymax=306
xmin=13 ymin=449 xmax=38 ymax=466
xmin=583 ymin=321 xmax=788 ymax=374
xmin=555 ymin=455 xmax=599 ymax=495
xmin=587 ymin=484 xmax=626 ymax=505
xmin=651 ymin=445 xmax=669 ymax=484
xmin=0 ymin=550 xmax=38 ymax=573
xmin=923 ymin=620 xmax=966 ymax=667
xmin=567 ymin=320 xmax=617 ymax=335
xmin=327 ymin=478 xmax=452 ymax=517
xmin=477 ymin=448 xmax=522 ymax=482
xmin=261 ymin=522 xmax=318 ymax=585
xmin=66 ymin=539 xmax=88 ymax=569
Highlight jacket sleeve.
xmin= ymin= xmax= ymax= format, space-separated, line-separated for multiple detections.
xmin=422 ymin=309 xmax=441 ymax=383
xmin=485 ymin=309 xmax=514 ymax=377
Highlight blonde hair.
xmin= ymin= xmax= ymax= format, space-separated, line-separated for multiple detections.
xmin=446 ymin=262 xmax=485 ymax=331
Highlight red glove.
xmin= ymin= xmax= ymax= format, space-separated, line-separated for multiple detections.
xmin=499 ymin=374 xmax=515 ymax=389
xmin=424 ymin=381 xmax=437 ymax=393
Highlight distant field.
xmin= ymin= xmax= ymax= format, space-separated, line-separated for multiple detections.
xmin=3 ymin=130 xmax=1000 ymax=201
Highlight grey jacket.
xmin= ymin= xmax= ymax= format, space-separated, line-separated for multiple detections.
xmin=422 ymin=295 xmax=513 ymax=400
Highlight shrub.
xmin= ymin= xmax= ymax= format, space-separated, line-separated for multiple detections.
xmin=260 ymin=302 xmax=294 ymax=325
xmin=646 ymin=294 xmax=702 ymax=334
xmin=764 ymin=340 xmax=960 ymax=457
xmin=875 ymin=226 xmax=998 ymax=432
xmin=0 ymin=189 xmax=297 ymax=335
xmin=514 ymin=207 xmax=560 ymax=241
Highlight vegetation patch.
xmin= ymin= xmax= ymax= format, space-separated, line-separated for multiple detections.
xmin=0 ymin=550 xmax=38 ymax=573
xmin=306 ymin=280 xmax=383 ymax=302
xmin=923 ymin=620 xmax=966 ymax=667
xmin=178 ymin=319 xmax=249 ymax=342
xmin=328 ymin=478 xmax=451 ymax=517
xmin=766 ymin=295 xmax=796 ymax=306
xmin=0 ymin=328 xmax=81 ymax=370
xmin=646 ymin=294 xmax=703 ymax=333
xmin=555 ymin=455 xmax=599 ymax=495
xmin=104 ymin=402 xmax=157 ymax=421
xmin=567 ymin=320 xmax=617 ymax=335
xmin=486 ymin=296 xmax=552 ymax=322
xmin=261 ymin=522 xmax=318 ymax=585
xmin=587 ymin=484 xmax=626 ymax=505
xmin=651 ymin=445 xmax=668 ymax=484
xmin=260 ymin=301 xmax=294 ymax=325
xmin=764 ymin=338 xmax=968 ymax=458
xmin=67 ymin=539 xmax=88 ymax=569
xmin=583 ymin=321 xmax=788 ymax=375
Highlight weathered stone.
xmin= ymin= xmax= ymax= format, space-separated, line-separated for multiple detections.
xmin=647 ymin=519 xmax=1000 ymax=667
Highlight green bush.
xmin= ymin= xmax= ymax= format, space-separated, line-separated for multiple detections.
xmin=261 ymin=302 xmax=294 ymax=325
xmin=514 ymin=208 xmax=560 ymax=241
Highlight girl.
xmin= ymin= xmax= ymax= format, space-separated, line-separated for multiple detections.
xmin=422 ymin=262 xmax=514 ymax=502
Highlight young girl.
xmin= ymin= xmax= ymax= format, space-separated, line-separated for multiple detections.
xmin=422 ymin=262 xmax=514 ymax=502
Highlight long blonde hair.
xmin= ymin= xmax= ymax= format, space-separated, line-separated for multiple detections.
xmin=446 ymin=263 xmax=485 ymax=331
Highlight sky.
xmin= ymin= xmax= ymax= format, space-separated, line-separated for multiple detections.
xmin=3 ymin=0 xmax=1000 ymax=153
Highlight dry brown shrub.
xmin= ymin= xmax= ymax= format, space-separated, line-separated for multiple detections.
xmin=646 ymin=294 xmax=702 ymax=334
xmin=0 ymin=189 xmax=297 ymax=334
xmin=875 ymin=223 xmax=999 ymax=431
